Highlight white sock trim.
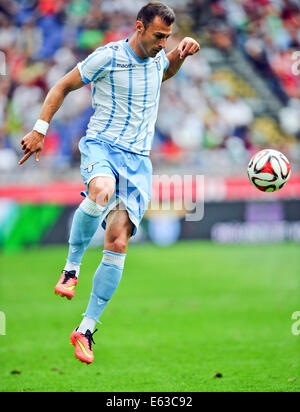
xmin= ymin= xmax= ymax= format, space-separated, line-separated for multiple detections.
xmin=64 ymin=261 xmax=80 ymax=277
xmin=78 ymin=317 xmax=97 ymax=334
xmin=79 ymin=197 xmax=104 ymax=217
xmin=102 ymin=251 xmax=126 ymax=268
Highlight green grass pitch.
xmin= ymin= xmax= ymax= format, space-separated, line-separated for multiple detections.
xmin=0 ymin=241 xmax=299 ymax=392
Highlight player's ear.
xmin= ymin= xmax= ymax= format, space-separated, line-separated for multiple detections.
xmin=136 ymin=20 xmax=145 ymax=35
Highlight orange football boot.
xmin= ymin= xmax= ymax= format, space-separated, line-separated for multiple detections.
xmin=54 ymin=270 xmax=78 ymax=300
xmin=70 ymin=328 xmax=98 ymax=364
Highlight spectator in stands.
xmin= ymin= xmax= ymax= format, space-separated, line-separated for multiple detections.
xmin=0 ymin=0 xmax=299 ymax=174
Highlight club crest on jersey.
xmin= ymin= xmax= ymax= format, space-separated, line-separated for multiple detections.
xmin=84 ymin=162 xmax=99 ymax=173
xmin=109 ymin=45 xmax=119 ymax=51
xmin=154 ymin=55 xmax=161 ymax=70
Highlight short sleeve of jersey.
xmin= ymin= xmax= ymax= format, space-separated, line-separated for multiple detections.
xmin=77 ymin=46 xmax=113 ymax=84
xmin=161 ymin=49 xmax=170 ymax=72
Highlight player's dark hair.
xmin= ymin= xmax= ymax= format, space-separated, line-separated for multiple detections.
xmin=137 ymin=2 xmax=175 ymax=29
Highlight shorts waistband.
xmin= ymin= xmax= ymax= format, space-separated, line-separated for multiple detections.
xmin=85 ymin=133 xmax=150 ymax=157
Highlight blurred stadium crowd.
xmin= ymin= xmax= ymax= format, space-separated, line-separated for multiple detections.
xmin=0 ymin=0 xmax=299 ymax=178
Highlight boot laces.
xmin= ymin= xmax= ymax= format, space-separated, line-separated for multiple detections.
xmin=62 ymin=270 xmax=76 ymax=284
xmin=85 ymin=329 xmax=98 ymax=351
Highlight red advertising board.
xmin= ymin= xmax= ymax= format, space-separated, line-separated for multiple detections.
xmin=1 ymin=174 xmax=300 ymax=204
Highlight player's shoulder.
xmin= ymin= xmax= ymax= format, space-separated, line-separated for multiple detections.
xmin=97 ymin=41 xmax=129 ymax=65
xmin=97 ymin=40 xmax=125 ymax=55
xmin=91 ymin=41 xmax=123 ymax=61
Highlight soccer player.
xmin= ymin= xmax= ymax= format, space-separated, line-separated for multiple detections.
xmin=19 ymin=2 xmax=200 ymax=364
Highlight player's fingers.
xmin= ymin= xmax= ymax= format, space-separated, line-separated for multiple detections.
xmin=35 ymin=150 xmax=40 ymax=162
xmin=190 ymin=44 xmax=200 ymax=55
xmin=178 ymin=40 xmax=188 ymax=58
xmin=18 ymin=151 xmax=33 ymax=165
xmin=21 ymin=138 xmax=29 ymax=147
xmin=178 ymin=47 xmax=184 ymax=59
xmin=179 ymin=48 xmax=188 ymax=59
xmin=180 ymin=43 xmax=193 ymax=59
xmin=181 ymin=42 xmax=200 ymax=59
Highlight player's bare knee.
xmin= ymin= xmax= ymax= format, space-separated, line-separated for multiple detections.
xmin=88 ymin=177 xmax=115 ymax=206
xmin=106 ymin=235 xmax=129 ymax=254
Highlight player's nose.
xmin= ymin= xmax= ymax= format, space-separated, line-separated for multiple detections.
xmin=158 ymin=39 xmax=167 ymax=49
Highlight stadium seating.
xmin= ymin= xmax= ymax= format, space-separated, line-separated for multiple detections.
xmin=0 ymin=0 xmax=299 ymax=178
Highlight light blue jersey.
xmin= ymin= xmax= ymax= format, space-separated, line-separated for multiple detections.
xmin=77 ymin=39 xmax=169 ymax=156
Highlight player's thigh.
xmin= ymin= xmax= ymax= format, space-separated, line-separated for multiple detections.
xmin=104 ymin=208 xmax=133 ymax=253
xmin=88 ymin=176 xmax=116 ymax=206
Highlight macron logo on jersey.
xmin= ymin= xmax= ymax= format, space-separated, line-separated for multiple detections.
xmin=116 ymin=63 xmax=137 ymax=69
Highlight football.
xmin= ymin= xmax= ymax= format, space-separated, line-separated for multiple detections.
xmin=247 ymin=149 xmax=291 ymax=192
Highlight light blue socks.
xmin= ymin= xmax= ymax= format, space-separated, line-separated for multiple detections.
xmin=65 ymin=197 xmax=126 ymax=334
xmin=78 ymin=250 xmax=126 ymax=333
xmin=66 ymin=197 xmax=104 ymax=269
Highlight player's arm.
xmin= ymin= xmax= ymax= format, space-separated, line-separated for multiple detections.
xmin=162 ymin=37 xmax=200 ymax=82
xmin=18 ymin=67 xmax=85 ymax=165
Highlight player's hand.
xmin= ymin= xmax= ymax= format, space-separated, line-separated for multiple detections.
xmin=178 ymin=37 xmax=200 ymax=60
xmin=18 ymin=130 xmax=44 ymax=165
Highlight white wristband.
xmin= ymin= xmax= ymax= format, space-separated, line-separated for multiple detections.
xmin=33 ymin=119 xmax=49 ymax=136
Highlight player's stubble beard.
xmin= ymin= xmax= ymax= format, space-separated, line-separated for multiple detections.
xmin=138 ymin=39 xmax=153 ymax=59
xmin=138 ymin=33 xmax=159 ymax=59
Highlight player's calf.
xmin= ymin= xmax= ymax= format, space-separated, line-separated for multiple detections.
xmin=104 ymin=209 xmax=133 ymax=254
